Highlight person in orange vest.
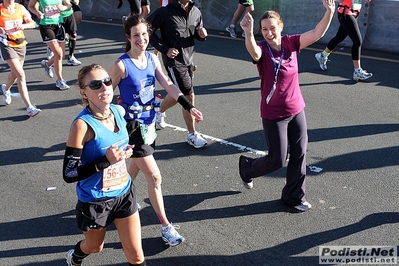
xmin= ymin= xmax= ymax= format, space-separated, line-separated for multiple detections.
xmin=0 ymin=0 xmax=41 ymax=116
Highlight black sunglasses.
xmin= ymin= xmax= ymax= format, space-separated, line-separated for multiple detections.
xmin=84 ymin=77 xmax=112 ymax=90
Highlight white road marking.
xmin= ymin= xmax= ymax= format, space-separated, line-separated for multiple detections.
xmin=164 ymin=123 xmax=267 ymax=156
xmin=164 ymin=124 xmax=323 ymax=173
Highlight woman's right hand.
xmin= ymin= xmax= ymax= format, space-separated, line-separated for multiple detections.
xmin=240 ymin=12 xmax=254 ymax=36
xmin=105 ymin=145 xmax=129 ymax=164
xmin=190 ymin=108 xmax=204 ymax=123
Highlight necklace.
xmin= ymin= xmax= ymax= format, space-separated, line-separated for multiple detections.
xmin=86 ymin=106 xmax=113 ymax=121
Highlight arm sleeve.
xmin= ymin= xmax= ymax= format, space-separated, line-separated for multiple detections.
xmin=62 ymin=146 xmax=110 ymax=183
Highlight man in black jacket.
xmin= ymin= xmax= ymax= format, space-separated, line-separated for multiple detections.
xmin=147 ymin=0 xmax=208 ymax=149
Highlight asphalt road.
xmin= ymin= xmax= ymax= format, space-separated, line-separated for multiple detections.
xmin=1 ymin=17 xmax=399 ymax=266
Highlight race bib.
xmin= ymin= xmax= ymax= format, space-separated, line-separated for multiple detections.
xmin=44 ymin=5 xmax=60 ymax=19
xmin=139 ymin=77 xmax=155 ymax=104
xmin=102 ymin=160 xmax=128 ymax=191
xmin=140 ymin=123 xmax=157 ymax=145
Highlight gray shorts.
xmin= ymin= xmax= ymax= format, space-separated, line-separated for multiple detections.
xmin=0 ymin=43 xmax=26 ymax=61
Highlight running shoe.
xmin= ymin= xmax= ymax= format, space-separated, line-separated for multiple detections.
xmin=353 ymin=68 xmax=373 ymax=81
xmin=56 ymin=79 xmax=70 ymax=90
xmin=66 ymin=249 xmax=82 ymax=266
xmin=315 ymin=52 xmax=328 ymax=71
xmin=225 ymin=26 xmax=237 ymax=38
xmin=161 ymin=224 xmax=185 ymax=246
xmin=46 ymin=46 xmax=54 ymax=60
xmin=187 ymin=131 xmax=207 ymax=148
xmin=239 ymin=155 xmax=253 ymax=189
xmin=41 ymin=59 xmax=54 ymax=78
xmin=2 ymin=84 xmax=11 ymax=105
xmin=67 ymin=55 xmax=82 ymax=66
xmin=27 ymin=105 xmax=41 ymax=117
xmin=294 ymin=201 xmax=312 ymax=212
xmin=155 ymin=111 xmax=166 ymax=129
xmin=65 ymin=249 xmax=73 ymax=266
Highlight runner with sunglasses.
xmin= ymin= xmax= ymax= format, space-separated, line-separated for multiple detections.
xmin=63 ymin=63 xmax=146 ymax=266
xmin=109 ymin=14 xmax=203 ymax=246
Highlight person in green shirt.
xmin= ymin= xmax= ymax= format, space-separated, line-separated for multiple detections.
xmin=28 ymin=0 xmax=71 ymax=90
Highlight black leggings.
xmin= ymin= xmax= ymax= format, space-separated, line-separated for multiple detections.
xmin=242 ymin=111 xmax=308 ymax=205
xmin=327 ymin=12 xmax=362 ymax=61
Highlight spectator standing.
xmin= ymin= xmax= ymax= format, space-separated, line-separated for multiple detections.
xmin=238 ymin=0 xmax=335 ymax=211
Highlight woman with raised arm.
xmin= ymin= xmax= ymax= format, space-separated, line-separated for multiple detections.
xmin=238 ymin=0 xmax=335 ymax=212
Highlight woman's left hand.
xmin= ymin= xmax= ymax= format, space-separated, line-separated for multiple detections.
xmin=190 ymin=108 xmax=203 ymax=123
xmin=323 ymin=0 xmax=335 ymax=11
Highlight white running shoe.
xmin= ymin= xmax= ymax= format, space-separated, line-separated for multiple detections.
xmin=294 ymin=201 xmax=312 ymax=212
xmin=67 ymin=55 xmax=82 ymax=66
xmin=187 ymin=131 xmax=207 ymax=148
xmin=315 ymin=52 xmax=328 ymax=71
xmin=155 ymin=112 xmax=166 ymax=129
xmin=41 ymin=59 xmax=54 ymax=78
xmin=353 ymin=68 xmax=373 ymax=81
xmin=161 ymin=224 xmax=185 ymax=246
xmin=27 ymin=105 xmax=41 ymax=117
xmin=226 ymin=26 xmax=237 ymax=38
xmin=65 ymin=249 xmax=76 ymax=266
xmin=46 ymin=46 xmax=54 ymax=60
xmin=2 ymin=84 xmax=11 ymax=105
xmin=56 ymin=79 xmax=70 ymax=90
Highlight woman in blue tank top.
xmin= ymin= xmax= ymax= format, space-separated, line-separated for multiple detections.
xmin=108 ymin=14 xmax=203 ymax=247
xmin=62 ymin=64 xmax=146 ymax=266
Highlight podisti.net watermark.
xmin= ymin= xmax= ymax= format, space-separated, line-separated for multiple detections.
xmin=319 ymin=246 xmax=397 ymax=264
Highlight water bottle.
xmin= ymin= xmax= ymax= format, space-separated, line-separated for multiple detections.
xmin=128 ymin=101 xmax=142 ymax=120
xmin=153 ymin=94 xmax=162 ymax=112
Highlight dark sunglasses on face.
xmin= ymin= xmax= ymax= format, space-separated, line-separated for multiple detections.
xmin=84 ymin=77 xmax=112 ymax=90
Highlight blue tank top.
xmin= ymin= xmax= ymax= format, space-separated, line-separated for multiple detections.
xmin=118 ymin=51 xmax=157 ymax=125
xmin=75 ymin=104 xmax=132 ymax=202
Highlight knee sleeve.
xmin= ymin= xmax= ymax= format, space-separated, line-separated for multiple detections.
xmin=151 ymin=172 xmax=162 ymax=188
